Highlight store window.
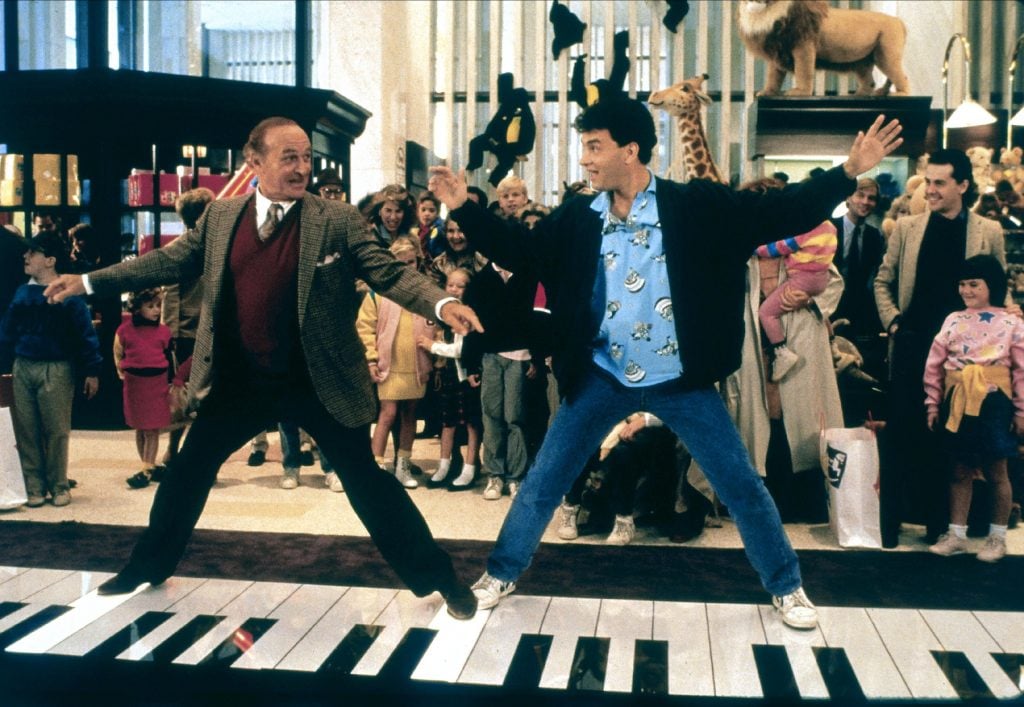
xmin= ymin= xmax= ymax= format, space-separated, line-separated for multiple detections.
xmin=17 ymin=0 xmax=77 ymax=70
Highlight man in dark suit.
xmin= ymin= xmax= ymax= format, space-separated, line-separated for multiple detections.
xmin=44 ymin=117 xmax=483 ymax=619
xmin=831 ymin=177 xmax=886 ymax=379
xmin=430 ymin=99 xmax=902 ymax=630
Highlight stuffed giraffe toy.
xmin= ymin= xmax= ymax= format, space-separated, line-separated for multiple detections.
xmin=647 ymin=73 xmax=724 ymax=184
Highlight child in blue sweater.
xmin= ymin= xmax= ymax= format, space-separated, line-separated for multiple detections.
xmin=0 ymin=233 xmax=101 ymax=507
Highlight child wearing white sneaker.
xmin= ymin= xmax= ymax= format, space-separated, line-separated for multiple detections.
xmin=416 ymin=268 xmax=481 ymax=489
xmin=754 ymin=221 xmax=837 ymax=382
xmin=924 ymin=255 xmax=1024 ymax=563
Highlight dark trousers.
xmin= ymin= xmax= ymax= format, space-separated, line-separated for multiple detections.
xmin=881 ymin=329 xmax=949 ymax=543
xmin=124 ymin=375 xmax=458 ymax=597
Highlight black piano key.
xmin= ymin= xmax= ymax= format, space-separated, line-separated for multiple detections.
xmin=992 ymin=652 xmax=1024 ymax=692
xmin=375 ymin=627 xmax=438 ymax=681
xmin=633 ymin=639 xmax=668 ymax=696
xmin=567 ymin=636 xmax=609 ymax=691
xmin=84 ymin=611 xmax=175 ymax=661
xmin=196 ymin=617 xmax=277 ymax=667
xmin=753 ymin=644 xmax=800 ymax=700
xmin=0 ymin=601 xmax=26 ymax=622
xmin=503 ymin=633 xmax=553 ymax=690
xmin=136 ymin=614 xmax=225 ymax=663
xmin=931 ymin=650 xmax=994 ymax=700
xmin=0 ymin=605 xmax=70 ymax=650
xmin=814 ymin=646 xmax=867 ymax=701
xmin=318 ymin=624 xmax=382 ymax=675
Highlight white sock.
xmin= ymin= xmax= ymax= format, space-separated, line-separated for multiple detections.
xmin=949 ymin=523 xmax=968 ymax=540
xmin=452 ymin=463 xmax=475 ymax=486
xmin=989 ymin=524 xmax=1008 ymax=539
xmin=432 ymin=458 xmax=451 ymax=483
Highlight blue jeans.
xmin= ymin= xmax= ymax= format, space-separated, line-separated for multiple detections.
xmin=487 ymin=365 xmax=802 ymax=597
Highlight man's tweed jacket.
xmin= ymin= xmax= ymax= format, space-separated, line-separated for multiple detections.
xmin=89 ymin=193 xmax=446 ymax=427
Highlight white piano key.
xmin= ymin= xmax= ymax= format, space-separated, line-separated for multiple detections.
xmin=231 ymin=583 xmax=348 ymax=670
xmin=410 ymin=600 xmax=490 ymax=683
xmin=867 ymin=608 xmax=957 ymax=699
xmin=117 ymin=578 xmax=253 ymax=661
xmin=653 ymin=601 xmax=713 ymax=697
xmin=921 ymin=609 xmax=1022 ymax=700
xmin=459 ymin=595 xmax=550 ymax=686
xmin=596 ymin=599 xmax=653 ymax=693
xmin=5 ymin=587 xmax=138 ymax=653
xmin=973 ymin=610 xmax=1024 ymax=653
xmin=276 ymin=586 xmax=396 ymax=673
xmin=537 ymin=596 xmax=601 ymax=690
xmin=817 ymin=606 xmax=909 ymax=699
xmin=24 ymin=570 xmax=115 ymax=605
xmin=0 ymin=566 xmax=28 ymax=586
xmin=351 ymin=590 xmax=444 ymax=676
xmin=172 ymin=581 xmax=299 ymax=665
xmin=50 ymin=576 xmax=207 ymax=657
xmin=759 ymin=605 xmax=828 ymax=699
xmin=0 ymin=568 xmax=75 ymax=601
xmin=706 ymin=602 xmax=765 ymax=697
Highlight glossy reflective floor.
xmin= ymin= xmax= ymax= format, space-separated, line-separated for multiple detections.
xmin=0 ymin=429 xmax=1022 ymax=706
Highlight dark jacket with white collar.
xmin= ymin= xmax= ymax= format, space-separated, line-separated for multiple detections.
xmin=451 ymin=167 xmax=856 ymax=401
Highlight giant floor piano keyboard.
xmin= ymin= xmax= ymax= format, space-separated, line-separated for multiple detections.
xmin=1 ymin=565 xmax=1022 ymax=705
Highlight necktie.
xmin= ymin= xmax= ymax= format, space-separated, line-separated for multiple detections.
xmin=258 ymin=203 xmax=283 ymax=241
xmin=846 ymin=225 xmax=862 ymax=276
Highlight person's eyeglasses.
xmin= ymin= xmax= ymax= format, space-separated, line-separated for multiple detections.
xmin=320 ymin=187 xmax=344 ymax=197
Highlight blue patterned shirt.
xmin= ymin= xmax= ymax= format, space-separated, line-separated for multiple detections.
xmin=589 ymin=171 xmax=680 ymax=386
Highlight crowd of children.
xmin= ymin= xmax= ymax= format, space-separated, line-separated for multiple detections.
xmin=2 ymin=168 xmax=1022 ymax=567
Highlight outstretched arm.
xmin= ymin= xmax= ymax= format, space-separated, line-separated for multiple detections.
xmin=843 ymin=115 xmax=903 ymax=178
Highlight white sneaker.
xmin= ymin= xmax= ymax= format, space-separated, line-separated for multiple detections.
xmin=977 ymin=535 xmax=1006 ymax=563
xmin=929 ymin=533 xmax=968 ymax=557
xmin=394 ymin=458 xmax=419 ymax=489
xmin=483 ymin=477 xmax=504 ymax=500
xmin=280 ymin=467 xmax=299 ymax=489
xmin=324 ymin=471 xmax=344 ymax=493
xmin=605 ymin=515 xmax=636 ymax=546
xmin=771 ymin=347 xmax=801 ymax=382
xmin=772 ymin=586 xmax=818 ymax=630
xmin=557 ymin=502 xmax=580 ymax=540
xmin=471 ymin=572 xmax=516 ymax=610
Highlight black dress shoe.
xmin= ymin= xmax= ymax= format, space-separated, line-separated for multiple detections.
xmin=149 ymin=465 xmax=167 ymax=483
xmin=442 ymin=583 xmax=478 ymax=620
xmin=97 ymin=569 xmax=163 ymax=596
xmin=247 ymin=450 xmax=266 ymax=467
xmin=126 ymin=471 xmax=151 ymax=489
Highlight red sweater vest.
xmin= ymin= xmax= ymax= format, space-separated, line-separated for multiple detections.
xmin=228 ymin=200 xmax=301 ymax=373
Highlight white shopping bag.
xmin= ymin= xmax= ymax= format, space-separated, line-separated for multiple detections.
xmin=0 ymin=406 xmax=27 ymax=510
xmin=821 ymin=426 xmax=881 ymax=549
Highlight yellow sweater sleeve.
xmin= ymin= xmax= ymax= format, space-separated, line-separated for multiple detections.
xmin=355 ymin=293 xmax=380 ymax=363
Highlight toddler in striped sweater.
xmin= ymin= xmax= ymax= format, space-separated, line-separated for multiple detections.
xmin=754 ymin=220 xmax=837 ymax=382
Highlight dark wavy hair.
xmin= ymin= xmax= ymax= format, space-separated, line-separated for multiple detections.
xmin=574 ymin=98 xmax=658 ymax=165
xmin=958 ymin=254 xmax=1007 ymax=306
xmin=928 ymin=148 xmax=978 ymax=209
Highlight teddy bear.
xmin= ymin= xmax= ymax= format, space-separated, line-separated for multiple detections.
xmin=465 ymin=72 xmax=536 ymax=187
xmin=965 ymin=146 xmax=994 ymax=194
xmin=994 ymin=146 xmax=1024 ymax=195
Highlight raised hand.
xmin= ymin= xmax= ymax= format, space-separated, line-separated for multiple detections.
xmin=428 ymin=166 xmax=469 ymax=210
xmin=844 ymin=114 xmax=903 ymax=178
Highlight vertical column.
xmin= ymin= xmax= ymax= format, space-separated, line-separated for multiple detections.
xmin=719 ymin=3 xmax=732 ymax=183
xmin=532 ymin=0 xmax=546 ymax=202
xmin=466 ymin=1 xmax=479 ymax=174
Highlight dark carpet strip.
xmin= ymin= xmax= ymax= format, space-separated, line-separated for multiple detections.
xmin=1 ymin=520 xmax=1023 ymax=610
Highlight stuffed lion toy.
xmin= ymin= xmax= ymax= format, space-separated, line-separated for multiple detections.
xmin=736 ymin=0 xmax=910 ymax=97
